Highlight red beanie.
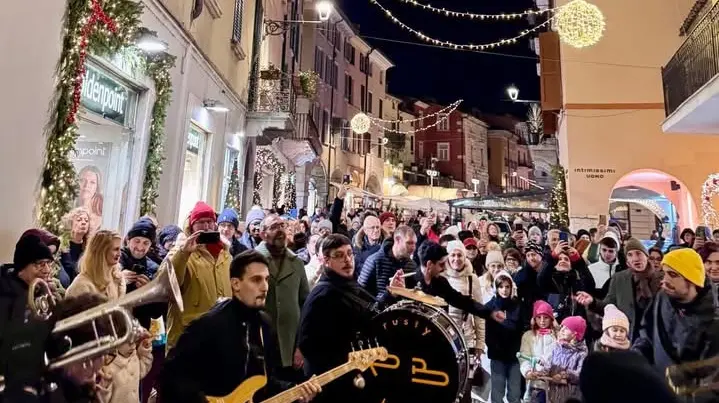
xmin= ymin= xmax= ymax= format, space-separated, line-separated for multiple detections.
xmin=379 ymin=212 xmax=396 ymax=224
xmin=533 ymin=300 xmax=554 ymax=319
xmin=189 ymin=201 xmax=216 ymax=226
xmin=561 ymin=316 xmax=587 ymax=341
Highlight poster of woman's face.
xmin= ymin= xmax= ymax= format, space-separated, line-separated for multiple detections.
xmin=71 ymin=141 xmax=111 ymax=232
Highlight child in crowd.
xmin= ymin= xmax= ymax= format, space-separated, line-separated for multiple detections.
xmin=518 ymin=300 xmax=558 ymax=403
xmin=594 ymin=304 xmax=631 ymax=352
xmin=485 ymin=271 xmax=524 ymax=403
xmin=537 ymin=316 xmax=588 ymax=403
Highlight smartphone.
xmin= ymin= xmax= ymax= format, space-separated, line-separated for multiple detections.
xmin=598 ymin=214 xmax=607 ymax=226
xmin=559 ymin=231 xmax=569 ymax=242
xmin=131 ymin=264 xmax=148 ymax=276
xmin=696 ymin=226 xmax=710 ymax=241
xmin=197 ymin=231 xmax=221 ymax=244
xmin=515 ymin=223 xmax=524 ymax=232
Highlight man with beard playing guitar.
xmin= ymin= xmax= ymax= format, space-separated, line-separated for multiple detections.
xmin=157 ymin=250 xmax=321 ymax=403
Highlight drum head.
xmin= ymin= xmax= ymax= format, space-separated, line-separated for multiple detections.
xmin=365 ymin=305 xmax=465 ymax=403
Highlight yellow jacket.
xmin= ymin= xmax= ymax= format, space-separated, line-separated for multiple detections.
xmin=163 ymin=232 xmax=232 ymax=351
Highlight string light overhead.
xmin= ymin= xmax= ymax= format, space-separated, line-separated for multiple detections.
xmin=373 ymin=100 xmax=463 ymax=135
xmin=396 ymin=0 xmax=562 ymax=20
xmin=555 ymin=0 xmax=605 ymax=48
xmin=370 ymin=0 xmax=556 ymax=50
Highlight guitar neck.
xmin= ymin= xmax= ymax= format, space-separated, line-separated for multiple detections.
xmin=263 ymin=362 xmax=354 ymax=403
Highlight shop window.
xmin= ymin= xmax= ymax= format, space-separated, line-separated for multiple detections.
xmin=221 ymin=148 xmax=240 ymax=209
xmin=178 ymin=124 xmax=209 ymax=223
xmin=437 ymin=142 xmax=450 ymax=161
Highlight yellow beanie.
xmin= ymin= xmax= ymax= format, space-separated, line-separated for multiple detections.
xmin=661 ymin=248 xmax=705 ymax=287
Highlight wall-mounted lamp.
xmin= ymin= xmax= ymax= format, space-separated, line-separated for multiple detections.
xmin=204 ymin=99 xmax=230 ymax=113
xmin=136 ymin=29 xmax=168 ymax=53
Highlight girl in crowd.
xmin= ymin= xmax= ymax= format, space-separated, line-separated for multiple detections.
xmin=538 ymin=316 xmax=588 ymax=403
xmin=479 ymin=248 xmax=505 ymax=303
xmin=519 ymin=300 xmax=558 ymax=403
xmin=594 ymin=304 xmax=630 ymax=352
xmin=487 ymin=223 xmax=502 ymax=243
xmin=648 ymin=246 xmax=664 ymax=272
xmin=503 ymin=248 xmax=522 ymax=274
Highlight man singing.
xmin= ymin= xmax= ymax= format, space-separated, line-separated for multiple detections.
xmin=158 ymin=251 xmax=320 ymax=403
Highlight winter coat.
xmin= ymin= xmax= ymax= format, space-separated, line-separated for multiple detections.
xmin=514 ymin=262 xmax=548 ymax=328
xmin=239 ymin=231 xmax=261 ymax=250
xmin=484 ymin=295 xmax=524 ymax=362
xmin=229 ymin=236 xmax=248 ymax=257
xmin=358 ymin=239 xmax=417 ymax=303
xmin=255 ymin=242 xmax=310 ymax=368
xmin=538 ymin=340 xmax=588 ymax=403
xmin=519 ymin=330 xmax=557 ymax=391
xmin=158 ymin=298 xmax=291 ymax=403
xmin=59 ymin=241 xmax=84 ymax=288
xmin=96 ymin=342 xmax=153 ymax=403
xmin=165 ymin=231 xmax=232 ymax=351
xmin=537 ymin=253 xmax=594 ymax=321
xmin=587 ymin=258 xmax=620 ymax=299
xmin=477 ymin=273 xmax=494 ymax=304
xmin=352 ymin=229 xmax=386 ymax=279
xmin=65 ymin=266 xmax=126 ymax=301
xmin=588 ymin=269 xmax=662 ymax=341
xmin=633 ymin=282 xmax=719 ymax=403
xmin=443 ymin=260 xmax=486 ymax=351
xmin=305 ymin=257 xmax=322 ymax=288
xmin=119 ymin=249 xmax=164 ymax=329
xmin=298 ymin=269 xmax=377 ymax=403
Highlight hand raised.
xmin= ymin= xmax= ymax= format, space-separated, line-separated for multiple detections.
xmin=183 ymin=231 xmax=202 ymax=253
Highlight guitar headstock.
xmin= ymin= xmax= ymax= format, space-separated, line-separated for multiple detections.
xmin=348 ymin=346 xmax=389 ymax=371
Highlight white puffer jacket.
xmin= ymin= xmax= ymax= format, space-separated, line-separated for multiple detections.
xmin=443 ymin=259 xmax=486 ymax=351
xmin=519 ymin=330 xmax=557 ymax=391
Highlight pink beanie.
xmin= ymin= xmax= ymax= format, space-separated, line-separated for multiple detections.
xmin=533 ymin=300 xmax=554 ymax=319
xmin=561 ymin=316 xmax=587 ymax=341
xmin=602 ymin=304 xmax=629 ymax=332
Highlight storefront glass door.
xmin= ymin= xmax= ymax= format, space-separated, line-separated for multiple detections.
xmin=178 ymin=124 xmax=208 ymax=224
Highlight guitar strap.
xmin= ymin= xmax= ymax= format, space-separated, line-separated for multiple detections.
xmin=260 ymin=326 xmax=267 ymax=377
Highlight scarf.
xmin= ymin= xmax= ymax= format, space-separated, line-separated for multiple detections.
xmin=206 ymin=241 xmax=224 ymax=259
xmin=599 ymin=332 xmax=630 ymax=350
xmin=537 ymin=328 xmax=552 ymax=335
xmin=631 ymin=263 xmax=659 ymax=304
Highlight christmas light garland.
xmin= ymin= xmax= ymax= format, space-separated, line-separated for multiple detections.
xmin=370 ymin=0 xmax=556 ymax=50
xmin=254 ymin=148 xmax=287 ymax=209
xmin=370 ymin=99 xmax=462 ymax=125
xmin=395 ymin=0 xmax=562 ymax=20
xmin=371 ymin=100 xmax=462 ymax=135
xmin=702 ymin=173 xmax=719 ymax=228
xmin=549 ymin=164 xmax=569 ymax=228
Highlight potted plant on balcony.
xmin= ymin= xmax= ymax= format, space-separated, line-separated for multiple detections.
xmin=260 ymin=63 xmax=281 ymax=80
xmin=296 ymin=70 xmax=320 ymax=99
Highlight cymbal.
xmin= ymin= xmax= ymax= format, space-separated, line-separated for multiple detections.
xmin=387 ymin=286 xmax=448 ymax=307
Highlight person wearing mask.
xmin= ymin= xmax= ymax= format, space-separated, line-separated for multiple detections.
xmin=575 ymin=238 xmax=662 ymax=342
xmin=298 ymin=234 xmax=401 ymax=403
xmin=217 ymin=208 xmax=248 ymax=257
xmin=255 ymin=214 xmax=310 ymax=381
xmin=165 ymin=201 xmax=232 ymax=351
xmin=358 ymin=225 xmax=418 ymax=304
xmin=59 ymin=207 xmax=91 ymax=288
xmin=352 ymin=215 xmax=386 ymax=277
xmin=633 ymin=249 xmax=719 ymax=403
xmin=157 ymin=225 xmax=182 ymax=262
xmin=587 ymin=231 xmax=622 ymax=300
xmin=379 ymin=212 xmax=397 ymax=235
xmin=240 ymin=207 xmax=265 ymax=250
xmin=159 ymin=251 xmax=320 ymax=403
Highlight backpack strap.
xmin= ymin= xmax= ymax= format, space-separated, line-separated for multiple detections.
xmin=462 ymin=276 xmax=473 ymax=321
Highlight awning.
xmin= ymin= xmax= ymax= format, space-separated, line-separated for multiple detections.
xmin=446 ymin=189 xmax=551 ymax=212
xmin=384 ymin=195 xmax=449 ymax=212
xmin=406 ymin=185 xmax=463 ymax=201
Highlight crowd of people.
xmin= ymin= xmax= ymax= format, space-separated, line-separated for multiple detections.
xmin=1 ymin=187 xmax=718 ymax=403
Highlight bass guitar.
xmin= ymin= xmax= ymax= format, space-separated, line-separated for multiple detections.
xmin=207 ymin=346 xmax=388 ymax=403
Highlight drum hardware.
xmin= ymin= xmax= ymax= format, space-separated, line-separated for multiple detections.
xmin=387 ymin=286 xmax=448 ymax=307
xmin=666 ymin=356 xmax=719 ymax=396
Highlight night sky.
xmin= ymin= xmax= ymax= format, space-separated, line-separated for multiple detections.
xmin=338 ymin=0 xmax=541 ymax=116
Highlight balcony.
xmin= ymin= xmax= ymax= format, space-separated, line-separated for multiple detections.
xmin=662 ymin=3 xmax=719 ymax=133
xmin=245 ymin=70 xmax=297 ymax=138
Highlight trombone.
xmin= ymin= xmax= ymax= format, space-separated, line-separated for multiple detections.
xmin=27 ymin=261 xmax=184 ymax=369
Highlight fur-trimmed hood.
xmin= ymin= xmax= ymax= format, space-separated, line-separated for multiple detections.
xmin=353 ymin=227 xmax=389 ymax=251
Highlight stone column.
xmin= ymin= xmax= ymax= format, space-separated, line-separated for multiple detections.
xmin=295 ymin=165 xmax=308 ymax=210
xmin=241 ymin=137 xmax=257 ymax=218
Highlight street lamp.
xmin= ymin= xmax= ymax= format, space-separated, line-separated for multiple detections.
xmin=506 ymin=85 xmax=539 ymax=104
xmin=264 ymin=1 xmax=334 ymax=36
xmin=471 ymin=178 xmax=480 ymax=195
xmin=426 ymin=169 xmax=439 ymax=199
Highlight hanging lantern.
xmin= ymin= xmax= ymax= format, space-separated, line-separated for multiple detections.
xmin=351 ymin=112 xmax=371 ymax=134
xmin=556 ymin=0 xmax=605 ymax=49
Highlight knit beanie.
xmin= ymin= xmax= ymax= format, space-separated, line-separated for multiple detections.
xmin=528 ymin=226 xmax=542 ymax=240
xmin=463 ymin=238 xmax=478 ymax=249
xmin=525 ymin=241 xmax=543 ymax=255
xmin=577 ymin=229 xmax=591 ymax=240
xmin=446 ymin=240 xmax=467 ymax=257
xmin=444 ymin=225 xmax=460 ymax=238
xmin=533 ymin=300 xmax=554 ymax=319
xmin=318 ymin=219 xmax=333 ymax=232
xmin=189 ymin=201 xmax=216 ymax=227
xmin=379 ymin=212 xmax=396 ymax=225
xmin=127 ymin=218 xmax=157 ymax=242
xmin=21 ymin=228 xmax=60 ymax=251
xmin=561 ymin=316 xmax=587 ymax=341
xmin=217 ymin=208 xmax=240 ymax=228
xmin=602 ymin=304 xmax=629 ymax=332
xmin=662 ymin=248 xmax=706 ymax=287
xmin=14 ymin=234 xmax=54 ymax=270
xmin=245 ymin=206 xmax=266 ymax=225
xmin=158 ymin=225 xmax=182 ymax=246
xmin=624 ymin=237 xmax=648 ymax=256
xmin=485 ymin=250 xmax=504 ymax=267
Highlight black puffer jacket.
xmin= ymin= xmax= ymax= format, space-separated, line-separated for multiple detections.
xmin=358 ymin=239 xmax=417 ymax=304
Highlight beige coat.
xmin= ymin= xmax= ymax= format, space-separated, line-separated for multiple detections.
xmin=96 ymin=342 xmax=153 ymax=403
xmin=164 ymin=232 xmax=232 ymax=351
xmin=65 ymin=266 xmax=126 ymax=301
xmin=443 ymin=259 xmax=486 ymax=351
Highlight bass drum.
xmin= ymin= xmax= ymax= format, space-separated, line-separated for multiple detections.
xmin=365 ymin=300 xmax=469 ymax=403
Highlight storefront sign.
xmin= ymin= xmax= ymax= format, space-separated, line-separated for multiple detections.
xmin=187 ymin=127 xmax=203 ymax=154
xmin=81 ymin=64 xmax=132 ymax=125
xmin=574 ymin=167 xmax=616 ymax=179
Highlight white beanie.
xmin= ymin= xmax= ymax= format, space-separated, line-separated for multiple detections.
xmin=528 ymin=226 xmax=542 ymax=239
xmin=485 ymin=250 xmax=504 ymax=266
xmin=443 ymin=225 xmax=460 ymax=237
xmin=446 ymin=240 xmax=466 ymax=257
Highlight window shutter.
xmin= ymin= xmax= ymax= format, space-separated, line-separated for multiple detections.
xmin=232 ymin=0 xmax=244 ymax=43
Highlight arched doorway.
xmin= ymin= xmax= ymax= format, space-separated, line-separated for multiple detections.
xmin=308 ymin=163 xmax=328 ymax=212
xmin=609 ymin=169 xmax=697 ymax=242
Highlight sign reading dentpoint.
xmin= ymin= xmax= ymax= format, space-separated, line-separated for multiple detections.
xmin=80 ymin=64 xmax=131 ymax=125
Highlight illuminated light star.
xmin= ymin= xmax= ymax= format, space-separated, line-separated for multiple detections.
xmin=555 ymin=0 xmax=605 ymax=48
xmin=351 ymin=112 xmax=371 ymax=134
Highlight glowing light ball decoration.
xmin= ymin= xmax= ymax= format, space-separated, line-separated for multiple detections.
xmin=351 ymin=113 xmax=371 ymax=134
xmin=702 ymin=173 xmax=719 ymax=228
xmin=556 ymin=0 xmax=605 ymax=49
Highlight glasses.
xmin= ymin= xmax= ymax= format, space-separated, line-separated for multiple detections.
xmin=649 ymin=256 xmax=662 ymax=261
xmin=329 ymin=252 xmax=354 ymax=261
xmin=34 ymin=260 xmax=54 ymax=269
